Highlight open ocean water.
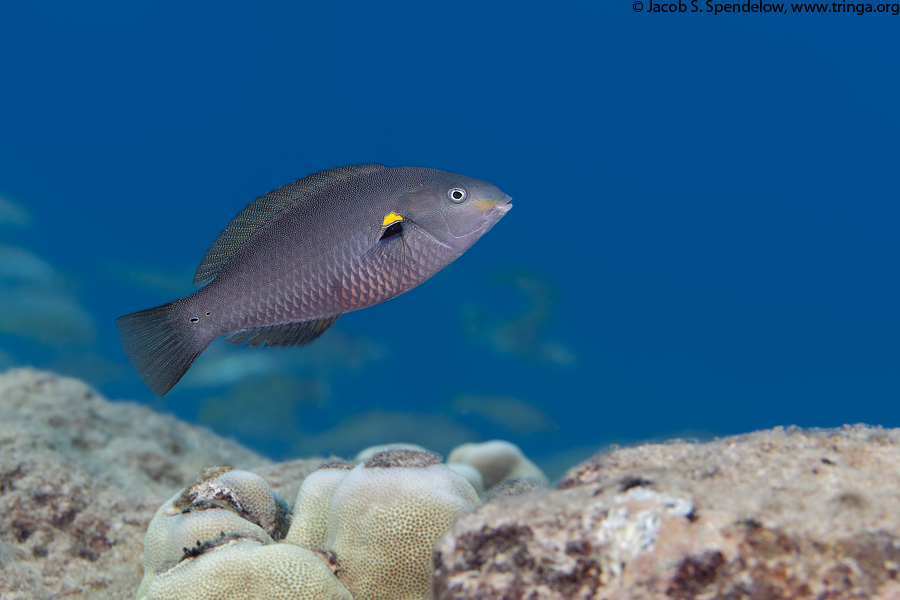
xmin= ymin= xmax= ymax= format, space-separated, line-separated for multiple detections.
xmin=0 ymin=2 xmax=897 ymax=479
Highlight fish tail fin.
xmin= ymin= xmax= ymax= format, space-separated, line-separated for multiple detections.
xmin=116 ymin=301 xmax=210 ymax=396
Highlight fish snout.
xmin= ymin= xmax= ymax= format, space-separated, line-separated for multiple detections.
xmin=475 ymin=194 xmax=513 ymax=215
xmin=494 ymin=194 xmax=513 ymax=215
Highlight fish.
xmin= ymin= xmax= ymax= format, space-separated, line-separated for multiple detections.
xmin=116 ymin=164 xmax=512 ymax=395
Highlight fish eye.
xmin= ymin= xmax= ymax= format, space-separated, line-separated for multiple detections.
xmin=448 ymin=186 xmax=467 ymax=203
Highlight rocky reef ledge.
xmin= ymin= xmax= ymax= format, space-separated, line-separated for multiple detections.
xmin=2 ymin=368 xmax=899 ymax=599
xmin=0 ymin=368 xmax=281 ymax=599
xmin=436 ymin=424 xmax=900 ymax=599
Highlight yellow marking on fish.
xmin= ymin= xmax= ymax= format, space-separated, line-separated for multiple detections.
xmin=472 ymin=198 xmax=502 ymax=212
xmin=382 ymin=212 xmax=404 ymax=228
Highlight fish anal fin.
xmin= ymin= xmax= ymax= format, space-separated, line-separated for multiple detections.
xmin=193 ymin=164 xmax=387 ymax=286
xmin=225 ymin=316 xmax=340 ymax=348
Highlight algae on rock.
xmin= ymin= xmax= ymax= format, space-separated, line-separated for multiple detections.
xmin=0 ymin=368 xmax=279 ymax=600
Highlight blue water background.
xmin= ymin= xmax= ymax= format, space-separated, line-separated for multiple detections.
xmin=1 ymin=2 xmax=897 ymax=478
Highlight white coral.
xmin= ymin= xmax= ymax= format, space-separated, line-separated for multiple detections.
xmin=285 ymin=463 xmax=351 ymax=551
xmin=136 ymin=444 xmax=546 ymax=600
xmin=448 ymin=440 xmax=549 ymax=489
xmin=140 ymin=540 xmax=352 ymax=600
xmin=324 ymin=451 xmax=480 ymax=600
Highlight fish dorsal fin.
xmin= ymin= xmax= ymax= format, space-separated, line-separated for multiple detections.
xmin=193 ymin=164 xmax=388 ymax=286
xmin=224 ymin=316 xmax=340 ymax=348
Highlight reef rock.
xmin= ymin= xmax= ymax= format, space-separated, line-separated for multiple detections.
xmin=4 ymin=368 xmax=900 ymax=600
xmin=0 ymin=368 xmax=286 ymax=600
xmin=433 ymin=425 xmax=900 ymax=599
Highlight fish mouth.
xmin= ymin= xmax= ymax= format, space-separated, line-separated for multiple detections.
xmin=482 ymin=194 xmax=512 ymax=217
xmin=473 ymin=194 xmax=513 ymax=215
xmin=443 ymin=194 xmax=513 ymax=240
xmin=493 ymin=194 xmax=513 ymax=215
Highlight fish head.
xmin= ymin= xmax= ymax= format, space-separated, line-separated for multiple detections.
xmin=399 ymin=170 xmax=512 ymax=253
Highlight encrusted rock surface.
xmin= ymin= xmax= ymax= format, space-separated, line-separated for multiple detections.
xmin=4 ymin=367 xmax=900 ymax=599
xmin=433 ymin=425 xmax=900 ymax=599
xmin=0 ymin=368 xmax=290 ymax=600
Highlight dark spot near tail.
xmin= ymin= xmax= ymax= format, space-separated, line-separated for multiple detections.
xmin=189 ymin=317 xmax=200 ymax=323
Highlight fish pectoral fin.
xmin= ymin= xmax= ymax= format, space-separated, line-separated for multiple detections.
xmin=225 ymin=316 xmax=340 ymax=348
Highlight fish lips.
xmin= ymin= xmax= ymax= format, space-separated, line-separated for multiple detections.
xmin=443 ymin=195 xmax=512 ymax=241
xmin=492 ymin=194 xmax=513 ymax=215
xmin=481 ymin=194 xmax=513 ymax=226
xmin=476 ymin=194 xmax=513 ymax=220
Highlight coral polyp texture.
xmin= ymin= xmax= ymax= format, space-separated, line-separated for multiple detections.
xmin=140 ymin=540 xmax=353 ymax=600
xmin=138 ymin=449 xmax=482 ymax=600
xmin=136 ymin=463 xmax=357 ymax=600
xmin=324 ymin=450 xmax=480 ymax=600
xmin=284 ymin=461 xmax=352 ymax=551
xmin=137 ymin=466 xmax=297 ymax=598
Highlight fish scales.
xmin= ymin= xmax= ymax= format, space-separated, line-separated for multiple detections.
xmin=213 ymin=171 xmax=423 ymax=321
xmin=117 ymin=164 xmax=511 ymax=395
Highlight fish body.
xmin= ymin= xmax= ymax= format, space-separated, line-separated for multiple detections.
xmin=117 ymin=164 xmax=512 ymax=395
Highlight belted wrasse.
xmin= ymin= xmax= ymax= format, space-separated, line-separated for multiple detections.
xmin=117 ymin=164 xmax=512 ymax=395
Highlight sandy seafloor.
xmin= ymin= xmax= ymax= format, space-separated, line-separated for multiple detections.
xmin=0 ymin=3 xmax=898 ymax=485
